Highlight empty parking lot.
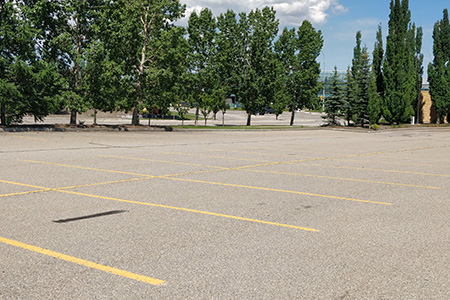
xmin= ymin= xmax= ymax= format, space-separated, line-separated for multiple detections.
xmin=1 ymin=128 xmax=450 ymax=299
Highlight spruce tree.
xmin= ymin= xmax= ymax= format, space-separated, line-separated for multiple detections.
xmin=428 ymin=9 xmax=450 ymax=123
xmin=324 ymin=66 xmax=344 ymax=125
xmin=369 ymin=25 xmax=384 ymax=125
xmin=355 ymin=47 xmax=371 ymax=127
xmin=342 ymin=67 xmax=356 ymax=126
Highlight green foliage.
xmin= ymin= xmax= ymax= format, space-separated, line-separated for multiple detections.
xmin=103 ymin=0 xmax=186 ymax=125
xmin=342 ymin=67 xmax=356 ymax=126
xmin=0 ymin=1 xmax=60 ymax=125
xmin=370 ymin=24 xmax=384 ymax=125
xmin=383 ymin=0 xmax=423 ymax=124
xmin=355 ymin=47 xmax=371 ymax=127
xmin=187 ymin=8 xmax=218 ymax=126
xmin=274 ymin=21 xmax=323 ymax=126
xmin=324 ymin=66 xmax=345 ymax=125
xmin=428 ymin=9 xmax=450 ymax=123
xmin=233 ymin=7 xmax=280 ymax=126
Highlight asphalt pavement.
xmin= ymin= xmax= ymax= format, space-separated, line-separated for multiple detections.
xmin=1 ymin=128 xmax=450 ymax=299
xmin=19 ymin=109 xmax=327 ymax=127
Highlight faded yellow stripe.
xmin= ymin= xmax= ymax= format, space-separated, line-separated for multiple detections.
xmin=0 ymin=190 xmax=48 ymax=198
xmin=0 ymin=178 xmax=316 ymax=231
xmin=299 ymin=163 xmax=450 ymax=178
xmin=0 ymin=179 xmax=50 ymax=190
xmin=100 ymin=155 xmax=224 ymax=169
xmin=58 ymin=190 xmax=317 ymax=232
xmin=19 ymin=160 xmax=150 ymax=177
xmin=159 ymin=151 xmax=275 ymax=163
xmin=0 ymin=236 xmax=164 ymax=285
xmin=7 ymin=134 xmax=47 ymax=141
xmin=162 ymin=177 xmax=391 ymax=206
xmin=95 ymin=155 xmax=435 ymax=189
xmin=242 ymin=169 xmax=439 ymax=189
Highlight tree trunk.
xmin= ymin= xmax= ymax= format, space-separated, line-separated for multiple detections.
xmin=222 ymin=111 xmax=225 ymax=126
xmin=148 ymin=115 xmax=151 ymax=126
xmin=290 ymin=109 xmax=295 ymax=126
xmin=0 ymin=103 xmax=6 ymax=126
xmin=195 ymin=106 xmax=199 ymax=126
xmin=93 ymin=109 xmax=97 ymax=125
xmin=70 ymin=111 xmax=77 ymax=125
xmin=131 ymin=106 xmax=139 ymax=125
xmin=246 ymin=113 xmax=251 ymax=126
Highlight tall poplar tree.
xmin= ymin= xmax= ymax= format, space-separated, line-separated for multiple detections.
xmin=236 ymin=7 xmax=279 ymax=126
xmin=428 ymin=9 xmax=450 ymax=123
xmin=274 ymin=21 xmax=323 ymax=126
xmin=103 ymin=0 xmax=185 ymax=125
xmin=187 ymin=8 xmax=218 ymax=126
xmin=29 ymin=1 xmax=104 ymax=124
xmin=383 ymin=0 xmax=422 ymax=124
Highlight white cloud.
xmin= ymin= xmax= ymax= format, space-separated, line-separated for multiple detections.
xmin=180 ymin=0 xmax=348 ymax=26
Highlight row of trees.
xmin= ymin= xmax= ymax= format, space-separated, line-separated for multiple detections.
xmin=324 ymin=0 xmax=426 ymax=126
xmin=428 ymin=9 xmax=450 ymax=123
xmin=1 ymin=1 xmax=323 ymax=126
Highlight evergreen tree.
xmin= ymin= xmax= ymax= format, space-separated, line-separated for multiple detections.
xmin=383 ymin=0 xmax=422 ymax=124
xmin=428 ymin=9 xmax=450 ymax=123
xmin=352 ymin=31 xmax=363 ymax=83
xmin=349 ymin=31 xmax=363 ymax=125
xmin=355 ymin=47 xmax=371 ymax=127
xmin=324 ymin=66 xmax=344 ymax=125
xmin=369 ymin=25 xmax=384 ymax=125
xmin=342 ymin=67 xmax=356 ymax=126
xmin=368 ymin=69 xmax=382 ymax=125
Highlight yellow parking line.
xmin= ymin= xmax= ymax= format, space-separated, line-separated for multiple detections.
xmin=0 ymin=190 xmax=48 ymax=198
xmin=299 ymin=163 xmax=450 ymax=178
xmin=16 ymin=160 xmax=391 ymax=205
xmin=161 ymin=177 xmax=391 ymax=206
xmin=0 ymin=236 xmax=164 ymax=285
xmin=19 ymin=160 xmax=151 ymax=177
xmin=100 ymin=155 xmax=224 ymax=169
xmin=242 ymin=169 xmax=439 ymax=189
xmin=344 ymin=158 xmax=450 ymax=169
xmin=0 ymin=178 xmax=317 ymax=232
xmin=59 ymin=190 xmax=317 ymax=231
xmin=159 ymin=151 xmax=275 ymax=163
xmin=0 ymin=179 xmax=52 ymax=190
xmin=95 ymin=155 xmax=436 ymax=189
xmin=59 ymin=177 xmax=155 ymax=190
xmin=7 ymin=134 xmax=47 ymax=141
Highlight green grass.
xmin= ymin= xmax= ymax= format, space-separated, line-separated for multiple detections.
xmin=171 ymin=125 xmax=307 ymax=130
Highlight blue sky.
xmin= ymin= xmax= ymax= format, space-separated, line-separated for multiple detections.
xmin=180 ymin=0 xmax=449 ymax=81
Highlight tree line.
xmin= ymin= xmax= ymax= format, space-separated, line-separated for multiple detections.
xmin=0 ymin=0 xmax=323 ymax=126
xmin=324 ymin=0 xmax=450 ymax=126
xmin=2 ymin=0 xmax=449 ymax=127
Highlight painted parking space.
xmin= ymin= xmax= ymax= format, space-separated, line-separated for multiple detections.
xmin=1 ymin=129 xmax=450 ymax=298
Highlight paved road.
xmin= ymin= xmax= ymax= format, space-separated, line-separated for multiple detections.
xmin=1 ymin=128 xmax=450 ymax=299
xmin=20 ymin=109 xmax=326 ymax=127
